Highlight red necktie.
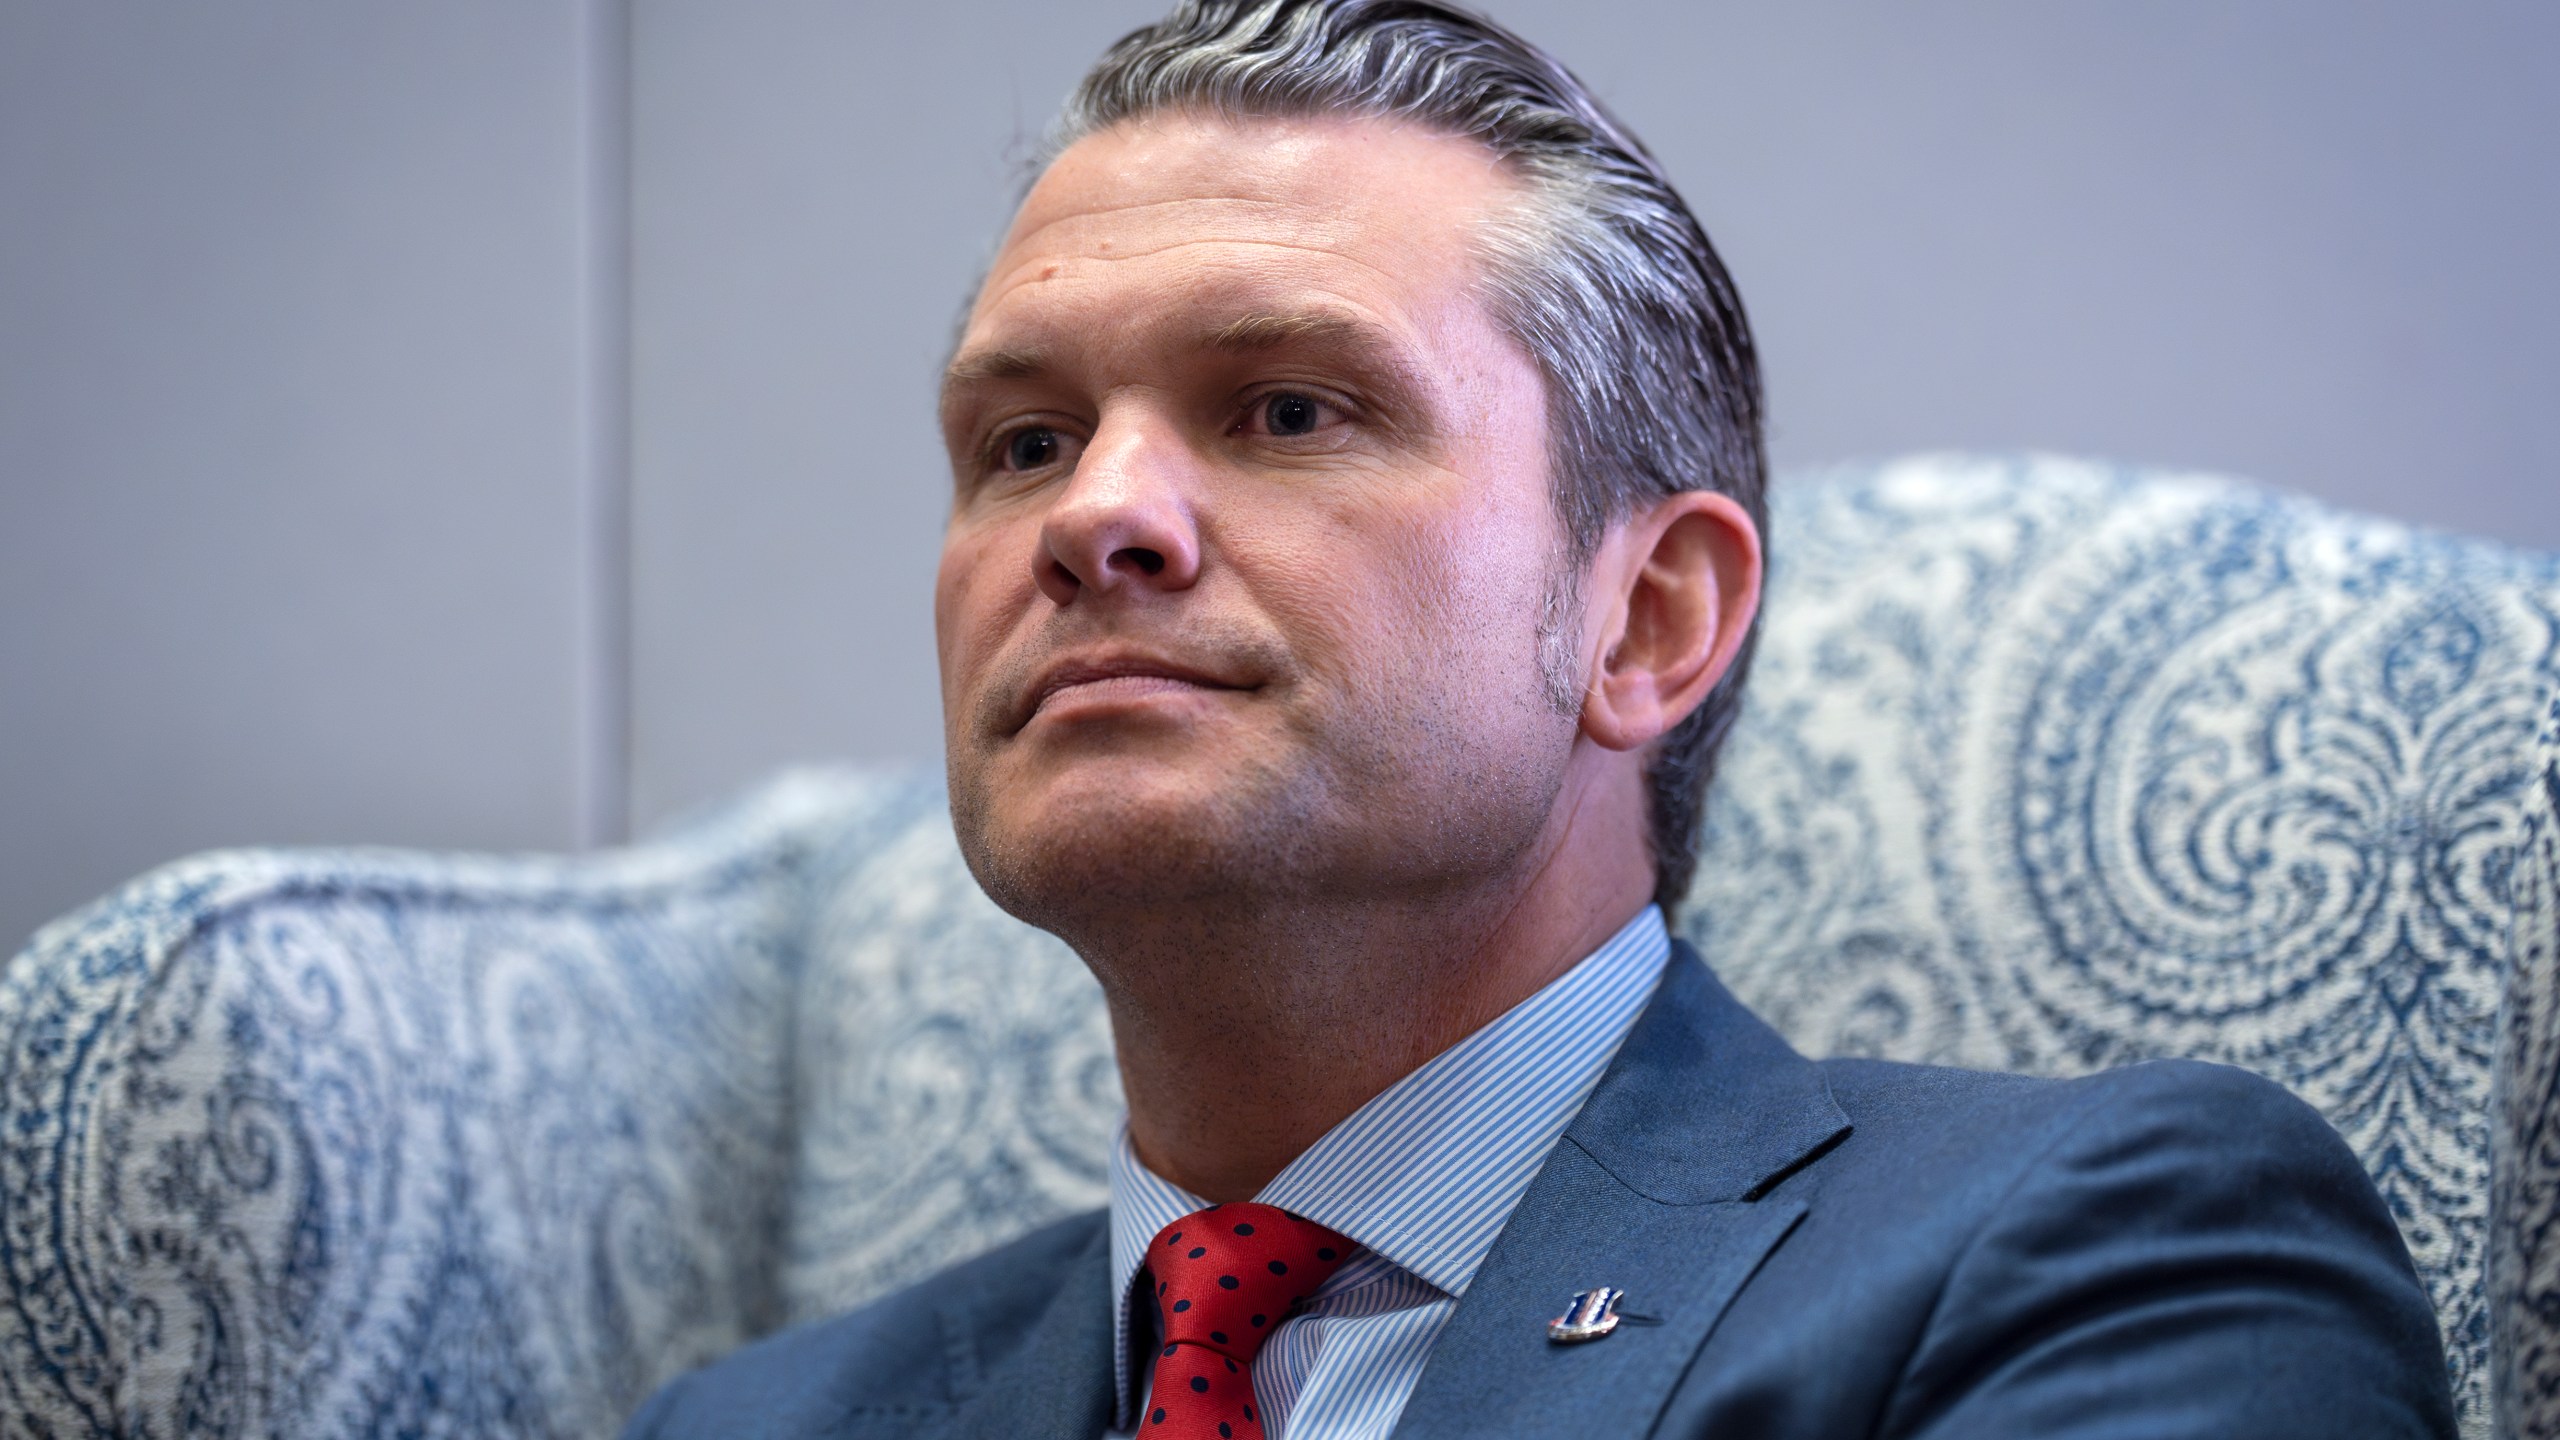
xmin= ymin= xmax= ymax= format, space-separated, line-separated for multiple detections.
xmin=1141 ymin=1202 xmax=1352 ymax=1438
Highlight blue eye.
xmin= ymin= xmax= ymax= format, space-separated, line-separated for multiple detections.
xmin=1265 ymin=393 xmax=1319 ymax=436
xmin=1005 ymin=428 xmax=1061 ymax=470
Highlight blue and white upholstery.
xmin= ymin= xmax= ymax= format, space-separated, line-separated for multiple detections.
xmin=4 ymin=455 xmax=2555 ymax=1439
xmin=2496 ymin=687 xmax=2560 ymax=1436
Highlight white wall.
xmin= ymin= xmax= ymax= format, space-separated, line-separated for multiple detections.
xmin=6 ymin=1 xmax=2556 ymax=947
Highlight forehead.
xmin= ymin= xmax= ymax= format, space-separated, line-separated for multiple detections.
xmin=963 ymin=112 xmax=1518 ymax=350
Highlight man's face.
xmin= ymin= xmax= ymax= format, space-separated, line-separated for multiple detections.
xmin=936 ymin=112 xmax=1580 ymax=933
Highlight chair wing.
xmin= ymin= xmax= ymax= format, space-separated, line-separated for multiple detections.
xmin=1687 ymin=453 xmax=2560 ymax=1438
xmin=2497 ymin=692 xmax=2560 ymax=1437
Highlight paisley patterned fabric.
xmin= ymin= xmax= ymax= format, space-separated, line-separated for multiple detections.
xmin=5 ymin=454 xmax=2555 ymax=1438
xmin=1683 ymin=456 xmax=2560 ymax=1438
xmin=2496 ymin=686 xmax=2560 ymax=1436
xmin=0 ymin=777 xmax=904 ymax=1438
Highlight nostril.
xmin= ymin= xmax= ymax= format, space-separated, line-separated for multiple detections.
xmin=1037 ymin=555 xmax=1082 ymax=601
xmin=1116 ymin=547 xmax=1166 ymax=576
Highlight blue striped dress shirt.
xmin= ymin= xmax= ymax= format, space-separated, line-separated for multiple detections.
xmin=1103 ymin=905 xmax=1671 ymax=1439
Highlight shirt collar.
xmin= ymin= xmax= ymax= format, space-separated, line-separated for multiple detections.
xmin=1106 ymin=906 xmax=1672 ymax=1406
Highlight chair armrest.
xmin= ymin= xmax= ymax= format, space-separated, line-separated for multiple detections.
xmin=0 ymin=769 xmax=900 ymax=1439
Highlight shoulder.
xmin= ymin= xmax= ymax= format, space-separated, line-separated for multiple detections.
xmin=1793 ymin=1058 xmax=2451 ymax=1436
xmin=620 ymin=1209 xmax=1108 ymax=1440
xmin=1812 ymin=1053 xmax=2376 ymax=1200
xmin=1798 ymin=1054 xmax=2402 ymax=1260
xmin=1816 ymin=1051 xmax=2333 ymax=1134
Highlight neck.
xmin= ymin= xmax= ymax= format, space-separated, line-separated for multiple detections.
xmin=1092 ymin=763 xmax=1654 ymax=1202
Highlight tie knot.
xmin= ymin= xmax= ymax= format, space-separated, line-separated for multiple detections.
xmin=1146 ymin=1202 xmax=1351 ymax=1361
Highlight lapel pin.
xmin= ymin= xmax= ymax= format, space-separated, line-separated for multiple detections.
xmin=1547 ymin=1286 xmax=1624 ymax=1343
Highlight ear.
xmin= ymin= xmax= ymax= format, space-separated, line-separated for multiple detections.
xmin=1579 ymin=490 xmax=1763 ymax=753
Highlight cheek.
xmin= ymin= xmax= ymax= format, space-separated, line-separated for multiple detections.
xmin=934 ymin=520 xmax=1023 ymax=698
xmin=931 ymin=537 xmax=971 ymax=679
xmin=1400 ymin=511 xmax=1558 ymax=697
xmin=1249 ymin=482 xmax=1558 ymax=711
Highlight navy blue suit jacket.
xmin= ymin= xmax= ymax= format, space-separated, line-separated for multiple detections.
xmin=626 ymin=944 xmax=2455 ymax=1438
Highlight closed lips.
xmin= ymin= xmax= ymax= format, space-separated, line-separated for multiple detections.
xmin=1020 ymin=659 xmax=1246 ymax=725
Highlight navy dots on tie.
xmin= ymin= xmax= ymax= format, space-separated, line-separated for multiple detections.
xmin=1141 ymin=1208 xmax=1359 ymax=1437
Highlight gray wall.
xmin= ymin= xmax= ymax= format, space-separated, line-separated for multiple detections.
xmin=1 ymin=2 xmax=615 ymax=950
xmin=626 ymin=0 xmax=1165 ymax=828
xmin=7 ymin=1 xmax=2557 ymax=948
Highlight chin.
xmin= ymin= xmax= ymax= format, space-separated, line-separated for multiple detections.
xmin=948 ymin=744 xmax=1330 ymax=935
xmin=946 ymin=709 xmax=1576 ymax=954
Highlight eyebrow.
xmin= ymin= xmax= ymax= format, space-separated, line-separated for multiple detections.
xmin=1208 ymin=309 xmax=1435 ymax=435
xmin=1206 ymin=310 xmax=1383 ymax=354
xmin=1216 ymin=310 xmax=1435 ymax=441
xmin=940 ymin=308 xmax=1435 ymax=436
xmin=943 ymin=311 xmax=1390 ymax=380
xmin=942 ymin=345 xmax=1050 ymax=388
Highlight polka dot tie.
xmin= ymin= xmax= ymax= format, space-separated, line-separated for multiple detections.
xmin=1140 ymin=1202 xmax=1352 ymax=1439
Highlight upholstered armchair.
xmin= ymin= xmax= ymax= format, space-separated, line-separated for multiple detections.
xmin=5 ymin=455 xmax=2555 ymax=1439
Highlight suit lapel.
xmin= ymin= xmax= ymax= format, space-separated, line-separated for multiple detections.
xmin=932 ymin=1221 xmax=1118 ymax=1440
xmin=1388 ymin=1146 xmax=1809 ymax=1440
xmin=1391 ymin=946 xmax=1848 ymax=1440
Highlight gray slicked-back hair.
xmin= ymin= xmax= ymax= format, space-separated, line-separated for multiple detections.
xmin=1051 ymin=0 xmax=1766 ymax=914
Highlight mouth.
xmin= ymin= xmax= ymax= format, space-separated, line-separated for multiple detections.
xmin=1015 ymin=653 xmax=1253 ymax=731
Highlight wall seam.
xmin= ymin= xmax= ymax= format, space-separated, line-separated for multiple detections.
xmin=576 ymin=0 xmax=633 ymax=848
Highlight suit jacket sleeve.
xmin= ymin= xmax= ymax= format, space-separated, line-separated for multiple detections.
xmin=1877 ymin=1059 xmax=2456 ymax=1439
xmin=619 ymin=1370 xmax=687 ymax=1439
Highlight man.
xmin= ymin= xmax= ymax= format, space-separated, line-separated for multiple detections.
xmin=628 ymin=2 xmax=2454 ymax=1435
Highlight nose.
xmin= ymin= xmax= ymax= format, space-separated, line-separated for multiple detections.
xmin=1034 ymin=414 xmax=1203 ymax=606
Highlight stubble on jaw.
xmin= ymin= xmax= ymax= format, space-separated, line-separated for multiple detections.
xmin=949 ymin=706 xmax=1577 ymax=1082
xmin=947 ymin=684 xmax=1565 ymax=937
xmin=1534 ymin=540 xmax=1591 ymax=716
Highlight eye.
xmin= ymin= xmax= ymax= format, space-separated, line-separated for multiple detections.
xmin=1264 ymin=393 xmax=1321 ymax=437
xmin=1239 ymin=390 xmax=1341 ymax=441
xmin=1002 ymin=426 xmax=1065 ymax=472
